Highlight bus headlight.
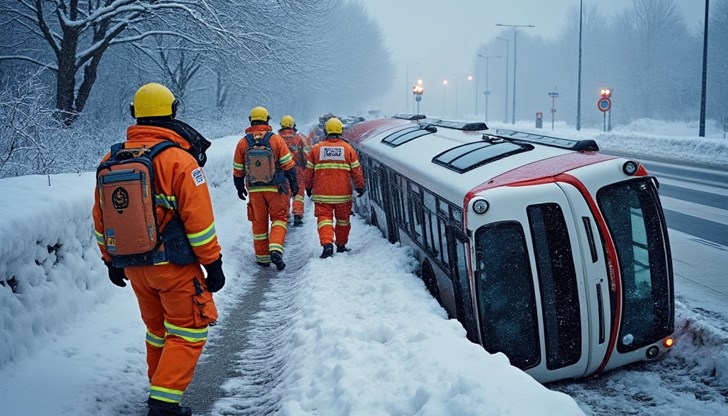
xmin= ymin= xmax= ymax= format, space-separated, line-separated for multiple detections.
xmin=473 ymin=199 xmax=489 ymax=214
xmin=622 ymin=160 xmax=639 ymax=176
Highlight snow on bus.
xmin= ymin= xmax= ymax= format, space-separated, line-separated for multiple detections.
xmin=346 ymin=116 xmax=675 ymax=383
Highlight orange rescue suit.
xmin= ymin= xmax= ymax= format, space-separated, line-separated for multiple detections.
xmin=92 ymin=125 xmax=221 ymax=405
xmin=305 ymin=136 xmax=365 ymax=246
xmin=233 ymin=124 xmax=297 ymax=264
xmin=279 ymin=127 xmax=309 ymax=218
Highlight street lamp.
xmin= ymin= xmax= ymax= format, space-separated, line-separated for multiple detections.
xmin=577 ymin=0 xmax=583 ymax=131
xmin=442 ymin=79 xmax=448 ymax=117
xmin=496 ymin=23 xmax=535 ymax=125
xmin=404 ymin=62 xmax=419 ymax=112
xmin=478 ymin=54 xmax=500 ymax=123
xmin=699 ymin=0 xmax=709 ymax=137
xmin=467 ymin=75 xmax=474 ymax=117
xmin=496 ymin=36 xmax=510 ymax=124
xmin=412 ymin=81 xmax=424 ymax=116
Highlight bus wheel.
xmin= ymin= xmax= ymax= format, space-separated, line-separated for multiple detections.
xmin=421 ymin=260 xmax=441 ymax=305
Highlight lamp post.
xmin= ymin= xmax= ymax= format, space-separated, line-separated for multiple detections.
xmin=478 ymin=55 xmax=501 ymax=123
xmin=442 ymin=79 xmax=448 ymax=117
xmin=496 ymin=23 xmax=534 ymax=125
xmin=577 ymin=0 xmax=583 ymax=131
xmin=699 ymin=0 xmax=709 ymax=137
xmin=496 ymin=36 xmax=510 ymax=124
xmin=405 ymin=62 xmax=419 ymax=112
xmin=467 ymin=75 xmax=474 ymax=117
xmin=412 ymin=80 xmax=424 ymax=116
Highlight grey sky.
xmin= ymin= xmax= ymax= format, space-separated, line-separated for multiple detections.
xmin=362 ymin=0 xmax=705 ymax=116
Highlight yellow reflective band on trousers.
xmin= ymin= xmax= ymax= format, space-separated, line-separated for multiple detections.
xmin=150 ymin=385 xmax=184 ymax=404
xmin=233 ymin=162 xmax=244 ymax=172
xmin=269 ymin=243 xmax=284 ymax=253
xmin=336 ymin=219 xmax=350 ymax=226
xmin=146 ymin=330 xmax=165 ymax=348
xmin=253 ymin=232 xmax=268 ymax=241
xmin=164 ymin=321 xmax=208 ymax=343
xmin=187 ymin=223 xmax=216 ymax=247
xmin=318 ymin=219 xmax=333 ymax=229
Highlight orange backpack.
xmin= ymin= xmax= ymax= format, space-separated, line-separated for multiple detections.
xmin=245 ymin=131 xmax=284 ymax=186
xmin=96 ymin=141 xmax=194 ymax=266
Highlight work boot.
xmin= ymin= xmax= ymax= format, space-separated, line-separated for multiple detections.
xmin=293 ymin=215 xmax=303 ymax=227
xmin=320 ymin=243 xmax=334 ymax=259
xmin=147 ymin=398 xmax=192 ymax=416
xmin=336 ymin=244 xmax=351 ymax=253
xmin=270 ymin=251 xmax=286 ymax=271
xmin=256 ymin=261 xmax=270 ymax=268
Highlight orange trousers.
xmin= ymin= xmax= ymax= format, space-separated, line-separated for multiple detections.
xmin=314 ymin=201 xmax=352 ymax=246
xmin=290 ymin=167 xmax=307 ymax=218
xmin=246 ymin=191 xmax=290 ymax=264
xmin=126 ymin=262 xmax=217 ymax=404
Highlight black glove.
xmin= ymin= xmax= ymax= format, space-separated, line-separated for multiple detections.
xmin=104 ymin=261 xmax=127 ymax=287
xmin=237 ymin=187 xmax=247 ymax=200
xmin=356 ymin=187 xmax=365 ymax=197
xmin=306 ymin=188 xmax=312 ymax=198
xmin=284 ymin=168 xmax=299 ymax=197
xmin=203 ymin=257 xmax=225 ymax=293
xmin=234 ymin=176 xmax=247 ymax=200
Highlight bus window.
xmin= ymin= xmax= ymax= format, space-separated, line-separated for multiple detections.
xmin=528 ymin=204 xmax=581 ymax=369
xmin=391 ymin=173 xmax=409 ymax=231
xmin=475 ymin=221 xmax=540 ymax=370
xmin=423 ymin=191 xmax=439 ymax=256
xmin=597 ymin=178 xmax=672 ymax=353
xmin=452 ymin=228 xmax=477 ymax=341
xmin=409 ymin=182 xmax=424 ymax=245
xmin=438 ymin=216 xmax=450 ymax=267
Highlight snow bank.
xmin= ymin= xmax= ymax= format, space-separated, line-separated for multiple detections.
xmin=0 ymin=173 xmax=113 ymax=367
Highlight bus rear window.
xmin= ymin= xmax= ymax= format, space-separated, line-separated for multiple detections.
xmin=474 ymin=221 xmax=540 ymax=370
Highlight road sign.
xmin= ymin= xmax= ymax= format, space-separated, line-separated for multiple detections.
xmin=598 ymin=97 xmax=611 ymax=112
xmin=548 ymin=92 xmax=559 ymax=97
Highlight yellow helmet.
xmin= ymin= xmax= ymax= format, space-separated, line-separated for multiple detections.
xmin=249 ymin=106 xmax=270 ymax=123
xmin=280 ymin=115 xmax=295 ymax=129
xmin=130 ymin=83 xmax=177 ymax=119
xmin=324 ymin=117 xmax=344 ymax=136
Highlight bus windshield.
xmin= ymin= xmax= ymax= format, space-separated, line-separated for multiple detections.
xmin=597 ymin=177 xmax=673 ymax=353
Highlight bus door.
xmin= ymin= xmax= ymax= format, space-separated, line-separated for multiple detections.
xmin=556 ymin=182 xmax=612 ymax=377
xmin=472 ymin=183 xmax=590 ymax=382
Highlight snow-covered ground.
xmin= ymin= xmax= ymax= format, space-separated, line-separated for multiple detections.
xmin=0 ymin=120 xmax=727 ymax=415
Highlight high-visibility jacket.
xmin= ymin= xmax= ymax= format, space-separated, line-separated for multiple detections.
xmin=233 ymin=125 xmax=296 ymax=193
xmin=305 ymin=136 xmax=365 ymax=204
xmin=92 ymin=125 xmax=221 ymax=266
xmin=279 ymin=128 xmax=309 ymax=167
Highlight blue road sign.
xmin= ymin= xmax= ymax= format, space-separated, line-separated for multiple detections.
xmin=598 ymin=97 xmax=611 ymax=112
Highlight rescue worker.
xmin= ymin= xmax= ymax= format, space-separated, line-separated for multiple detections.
xmin=93 ymin=82 xmax=225 ymax=416
xmin=233 ymin=106 xmax=298 ymax=270
xmin=305 ymin=112 xmax=335 ymax=147
xmin=304 ymin=117 xmax=365 ymax=258
xmin=278 ymin=115 xmax=309 ymax=226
